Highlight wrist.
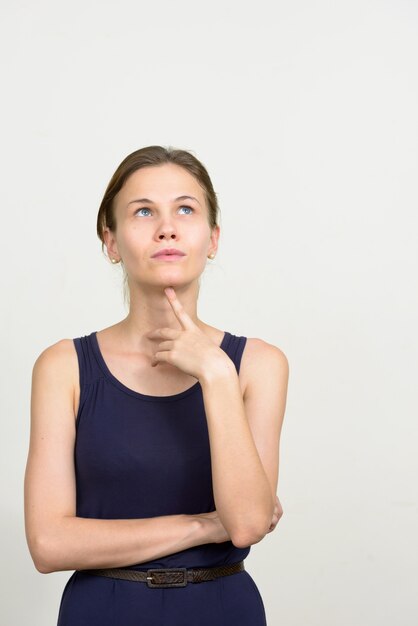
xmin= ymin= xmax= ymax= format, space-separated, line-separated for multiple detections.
xmin=190 ymin=515 xmax=212 ymax=543
xmin=199 ymin=356 xmax=237 ymax=387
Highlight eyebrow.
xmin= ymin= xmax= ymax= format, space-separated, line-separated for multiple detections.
xmin=127 ymin=195 xmax=201 ymax=207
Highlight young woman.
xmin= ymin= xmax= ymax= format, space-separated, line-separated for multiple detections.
xmin=24 ymin=145 xmax=289 ymax=626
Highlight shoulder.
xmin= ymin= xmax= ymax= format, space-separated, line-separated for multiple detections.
xmin=241 ymin=337 xmax=289 ymax=398
xmin=242 ymin=337 xmax=289 ymax=372
xmin=33 ymin=337 xmax=77 ymax=369
xmin=32 ymin=338 xmax=79 ymax=390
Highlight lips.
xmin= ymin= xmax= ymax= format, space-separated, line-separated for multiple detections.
xmin=152 ymin=248 xmax=186 ymax=258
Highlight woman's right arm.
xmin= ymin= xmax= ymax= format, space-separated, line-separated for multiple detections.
xmin=24 ymin=339 xmax=226 ymax=574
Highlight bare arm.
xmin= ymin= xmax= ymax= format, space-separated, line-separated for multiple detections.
xmin=200 ymin=339 xmax=289 ymax=548
xmin=24 ymin=340 xmax=220 ymax=574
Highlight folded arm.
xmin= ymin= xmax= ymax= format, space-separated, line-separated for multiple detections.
xmin=24 ymin=340 xmax=212 ymax=573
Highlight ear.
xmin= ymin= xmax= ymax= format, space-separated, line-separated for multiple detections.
xmin=103 ymin=227 xmax=120 ymax=259
xmin=208 ymin=224 xmax=220 ymax=256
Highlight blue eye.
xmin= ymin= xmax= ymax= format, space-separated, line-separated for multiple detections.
xmin=134 ymin=205 xmax=194 ymax=216
xmin=178 ymin=205 xmax=194 ymax=214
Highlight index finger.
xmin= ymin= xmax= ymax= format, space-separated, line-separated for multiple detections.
xmin=164 ymin=287 xmax=195 ymax=330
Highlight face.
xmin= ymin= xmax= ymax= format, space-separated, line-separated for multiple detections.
xmin=104 ymin=163 xmax=219 ymax=291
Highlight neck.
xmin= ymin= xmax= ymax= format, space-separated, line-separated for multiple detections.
xmin=116 ymin=281 xmax=206 ymax=350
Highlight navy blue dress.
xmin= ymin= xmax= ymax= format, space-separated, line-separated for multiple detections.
xmin=56 ymin=330 xmax=267 ymax=625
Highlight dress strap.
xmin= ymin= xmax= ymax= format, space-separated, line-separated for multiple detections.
xmin=222 ymin=332 xmax=247 ymax=375
xmin=73 ymin=332 xmax=103 ymax=386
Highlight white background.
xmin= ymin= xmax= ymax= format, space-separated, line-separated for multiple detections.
xmin=1 ymin=1 xmax=417 ymax=624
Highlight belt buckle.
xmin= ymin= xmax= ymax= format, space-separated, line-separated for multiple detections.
xmin=146 ymin=567 xmax=188 ymax=588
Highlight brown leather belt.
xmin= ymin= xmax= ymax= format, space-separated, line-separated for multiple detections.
xmin=81 ymin=560 xmax=245 ymax=588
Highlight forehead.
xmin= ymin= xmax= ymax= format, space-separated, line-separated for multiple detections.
xmin=118 ymin=163 xmax=205 ymax=203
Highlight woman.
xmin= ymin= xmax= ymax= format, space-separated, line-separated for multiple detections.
xmin=24 ymin=145 xmax=289 ymax=625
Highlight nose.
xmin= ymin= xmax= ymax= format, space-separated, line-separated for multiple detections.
xmin=157 ymin=222 xmax=177 ymax=241
xmin=158 ymin=232 xmax=176 ymax=240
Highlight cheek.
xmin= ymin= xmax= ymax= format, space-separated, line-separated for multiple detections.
xmin=119 ymin=225 xmax=147 ymax=252
xmin=189 ymin=240 xmax=211 ymax=260
xmin=188 ymin=224 xmax=212 ymax=247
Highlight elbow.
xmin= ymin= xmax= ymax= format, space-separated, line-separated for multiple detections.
xmin=231 ymin=534 xmax=253 ymax=549
xmin=231 ymin=530 xmax=265 ymax=549
xmin=29 ymin=534 xmax=58 ymax=574
xmin=35 ymin=561 xmax=54 ymax=575
xmin=231 ymin=520 xmax=270 ymax=549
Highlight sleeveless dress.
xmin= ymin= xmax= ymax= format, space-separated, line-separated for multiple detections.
xmin=56 ymin=330 xmax=267 ymax=626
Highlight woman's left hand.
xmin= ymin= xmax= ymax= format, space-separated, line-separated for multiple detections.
xmin=267 ymin=495 xmax=284 ymax=533
xmin=146 ymin=287 xmax=231 ymax=381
